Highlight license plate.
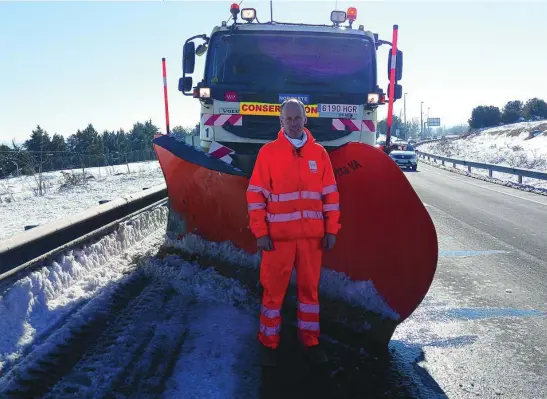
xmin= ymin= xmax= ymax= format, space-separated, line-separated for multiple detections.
xmin=318 ymin=103 xmax=359 ymax=116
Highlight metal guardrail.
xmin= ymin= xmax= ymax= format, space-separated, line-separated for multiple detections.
xmin=0 ymin=184 xmax=168 ymax=282
xmin=416 ymin=151 xmax=547 ymax=183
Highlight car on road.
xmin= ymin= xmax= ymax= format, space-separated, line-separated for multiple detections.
xmin=389 ymin=142 xmax=418 ymax=170
xmin=375 ymin=140 xmax=387 ymax=153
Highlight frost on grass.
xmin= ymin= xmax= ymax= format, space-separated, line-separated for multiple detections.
xmin=0 ymin=160 xmax=166 ymax=241
xmin=0 ymin=206 xmax=168 ymax=373
xmin=163 ymin=233 xmax=400 ymax=321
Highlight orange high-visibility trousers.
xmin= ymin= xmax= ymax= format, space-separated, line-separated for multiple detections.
xmin=258 ymin=238 xmax=322 ymax=349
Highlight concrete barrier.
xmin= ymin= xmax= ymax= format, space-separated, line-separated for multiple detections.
xmin=0 ymin=183 xmax=167 ymax=280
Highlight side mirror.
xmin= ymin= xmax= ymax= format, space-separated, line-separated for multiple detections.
xmin=179 ymin=76 xmax=193 ymax=93
xmin=196 ymin=44 xmax=208 ymax=56
xmin=183 ymin=41 xmax=196 ymax=74
xmin=388 ymin=49 xmax=403 ymax=81
xmin=387 ymin=83 xmax=403 ymax=101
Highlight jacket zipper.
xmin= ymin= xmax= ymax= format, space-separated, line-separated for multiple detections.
xmin=296 ymin=147 xmax=303 ymax=237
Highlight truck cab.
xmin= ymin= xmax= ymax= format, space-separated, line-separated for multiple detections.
xmin=179 ymin=4 xmax=402 ymax=173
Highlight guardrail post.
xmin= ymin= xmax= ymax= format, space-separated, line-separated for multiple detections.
xmin=415 ymin=147 xmax=547 ymax=183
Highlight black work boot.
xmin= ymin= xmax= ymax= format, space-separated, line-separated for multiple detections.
xmin=260 ymin=344 xmax=278 ymax=367
xmin=303 ymin=343 xmax=328 ymax=365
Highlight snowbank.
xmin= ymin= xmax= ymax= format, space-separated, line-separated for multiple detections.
xmin=164 ymin=234 xmax=400 ymax=321
xmin=376 ymin=134 xmax=406 ymax=143
xmin=0 ymin=161 xmax=166 ymax=241
xmin=0 ymin=205 xmax=168 ymax=373
xmin=419 ymin=121 xmax=547 ymax=190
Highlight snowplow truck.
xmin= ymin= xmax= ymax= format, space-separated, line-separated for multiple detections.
xmin=153 ymin=4 xmax=438 ymax=350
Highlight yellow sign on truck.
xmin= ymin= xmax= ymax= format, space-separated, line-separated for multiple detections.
xmin=240 ymin=102 xmax=319 ymax=118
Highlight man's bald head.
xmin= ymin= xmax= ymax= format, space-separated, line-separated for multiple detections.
xmin=280 ymin=98 xmax=306 ymax=116
xmin=280 ymin=98 xmax=307 ymax=139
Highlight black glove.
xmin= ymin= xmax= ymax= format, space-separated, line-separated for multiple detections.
xmin=257 ymin=235 xmax=274 ymax=251
xmin=322 ymin=233 xmax=336 ymax=251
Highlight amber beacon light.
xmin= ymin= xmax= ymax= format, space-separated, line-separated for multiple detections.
xmin=347 ymin=7 xmax=357 ymax=27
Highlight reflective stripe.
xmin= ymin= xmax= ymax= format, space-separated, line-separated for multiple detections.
xmin=247 ymin=184 xmax=270 ymax=198
xmin=297 ymin=320 xmax=320 ymax=331
xmin=248 ymin=202 xmax=266 ymax=211
xmin=323 ymin=203 xmax=340 ymax=212
xmin=260 ymin=323 xmax=281 ymax=336
xmin=298 ymin=302 xmax=319 ymax=313
xmin=302 ymin=210 xmax=323 ymax=220
xmin=269 ymin=190 xmax=322 ymax=202
xmin=267 ymin=210 xmax=324 ymax=222
xmin=267 ymin=211 xmax=301 ymax=223
xmin=270 ymin=192 xmax=300 ymax=202
xmin=322 ymin=184 xmax=338 ymax=195
xmin=261 ymin=305 xmax=281 ymax=319
xmin=301 ymin=191 xmax=322 ymax=200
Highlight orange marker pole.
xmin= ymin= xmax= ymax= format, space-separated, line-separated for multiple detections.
xmin=386 ymin=25 xmax=398 ymax=149
xmin=162 ymin=57 xmax=170 ymax=135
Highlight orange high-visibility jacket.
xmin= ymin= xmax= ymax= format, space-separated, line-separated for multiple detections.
xmin=246 ymin=128 xmax=341 ymax=241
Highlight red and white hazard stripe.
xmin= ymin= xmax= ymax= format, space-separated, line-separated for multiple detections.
xmin=208 ymin=141 xmax=235 ymax=164
xmin=361 ymin=120 xmax=375 ymax=132
xmin=332 ymin=119 xmax=376 ymax=132
xmin=201 ymin=114 xmax=242 ymax=126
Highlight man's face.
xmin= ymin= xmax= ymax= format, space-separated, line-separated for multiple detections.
xmin=280 ymin=102 xmax=307 ymax=138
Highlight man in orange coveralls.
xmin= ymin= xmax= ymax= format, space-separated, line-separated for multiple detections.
xmin=246 ymin=98 xmax=341 ymax=367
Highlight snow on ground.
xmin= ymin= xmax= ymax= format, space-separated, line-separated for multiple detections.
xmin=419 ymin=121 xmax=547 ymax=191
xmin=160 ymin=303 xmax=259 ymax=399
xmin=164 ymin=234 xmax=400 ymax=321
xmin=0 ymin=209 xmax=262 ymax=397
xmin=140 ymin=257 xmax=261 ymax=398
xmin=376 ymin=134 xmax=407 ymax=143
xmin=0 ymin=161 xmax=166 ymax=241
xmin=0 ymin=205 xmax=168 ymax=374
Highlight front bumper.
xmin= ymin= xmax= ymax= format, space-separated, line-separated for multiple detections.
xmin=392 ymin=158 xmax=418 ymax=167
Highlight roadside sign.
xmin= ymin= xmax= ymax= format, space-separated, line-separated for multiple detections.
xmin=428 ymin=118 xmax=441 ymax=127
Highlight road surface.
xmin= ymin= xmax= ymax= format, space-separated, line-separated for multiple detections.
xmin=397 ymin=162 xmax=547 ymax=398
xmin=2 ymin=161 xmax=545 ymax=399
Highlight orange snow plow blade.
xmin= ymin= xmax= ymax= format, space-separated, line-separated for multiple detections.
xmin=153 ymin=134 xmax=437 ymax=327
xmin=323 ymin=142 xmax=438 ymax=321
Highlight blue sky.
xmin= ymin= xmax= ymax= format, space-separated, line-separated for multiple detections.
xmin=1 ymin=0 xmax=546 ymax=143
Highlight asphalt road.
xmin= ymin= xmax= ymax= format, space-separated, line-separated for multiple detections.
xmin=395 ymin=162 xmax=547 ymax=398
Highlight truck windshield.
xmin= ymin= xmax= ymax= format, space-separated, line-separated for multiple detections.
xmin=206 ymin=32 xmax=375 ymax=93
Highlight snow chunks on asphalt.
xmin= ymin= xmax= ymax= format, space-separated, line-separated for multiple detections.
xmin=0 ymin=205 xmax=168 ymax=373
xmin=164 ymin=233 xmax=400 ymax=321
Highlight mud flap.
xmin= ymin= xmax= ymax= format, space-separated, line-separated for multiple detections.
xmin=153 ymin=135 xmax=437 ymax=322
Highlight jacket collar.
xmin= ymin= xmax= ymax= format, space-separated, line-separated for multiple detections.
xmin=277 ymin=127 xmax=315 ymax=149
